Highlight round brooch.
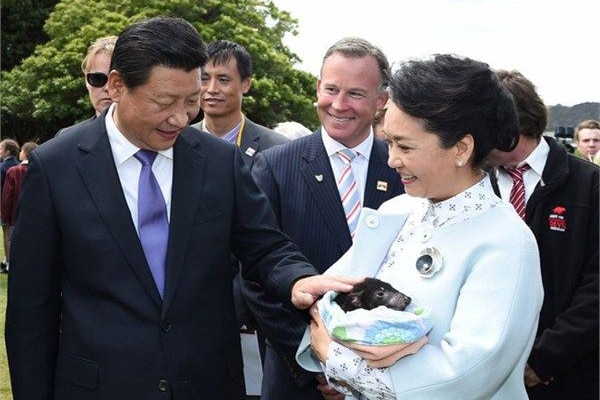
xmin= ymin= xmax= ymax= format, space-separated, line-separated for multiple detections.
xmin=415 ymin=247 xmax=443 ymax=278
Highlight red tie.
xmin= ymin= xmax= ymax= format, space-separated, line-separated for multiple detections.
xmin=505 ymin=164 xmax=530 ymax=220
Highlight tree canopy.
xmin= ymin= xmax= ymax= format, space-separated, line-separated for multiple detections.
xmin=1 ymin=0 xmax=320 ymax=143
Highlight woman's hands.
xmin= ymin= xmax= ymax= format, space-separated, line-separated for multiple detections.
xmin=310 ymin=305 xmax=343 ymax=399
xmin=346 ymin=336 xmax=428 ymax=368
xmin=309 ymin=304 xmax=333 ymax=363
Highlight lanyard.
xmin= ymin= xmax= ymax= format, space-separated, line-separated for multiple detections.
xmin=235 ymin=114 xmax=246 ymax=147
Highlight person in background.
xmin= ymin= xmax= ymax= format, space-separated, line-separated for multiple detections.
xmin=372 ymin=104 xmax=388 ymax=140
xmin=300 ymin=54 xmax=543 ymax=400
xmin=56 ymin=35 xmax=117 ymax=136
xmin=1 ymin=141 xmax=38 ymax=273
xmin=272 ymin=121 xmax=312 ymax=141
xmin=573 ymin=119 xmax=600 ymax=163
xmin=5 ymin=16 xmax=359 ymax=400
xmin=488 ymin=70 xmax=599 ymax=400
xmin=83 ymin=35 xmax=118 ymax=117
xmin=242 ymin=37 xmax=404 ymax=400
xmin=0 ymin=138 xmax=20 ymax=273
xmin=190 ymin=38 xmax=290 ymax=399
xmin=191 ymin=40 xmax=288 ymax=168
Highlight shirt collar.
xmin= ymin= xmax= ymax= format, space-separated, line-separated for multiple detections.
xmin=416 ymin=176 xmax=501 ymax=228
xmin=321 ymin=126 xmax=373 ymax=161
xmin=199 ymin=114 xmax=244 ymax=144
xmin=105 ymin=103 xmax=174 ymax=166
xmin=520 ymin=137 xmax=549 ymax=178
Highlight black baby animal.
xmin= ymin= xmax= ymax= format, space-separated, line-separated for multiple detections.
xmin=334 ymin=277 xmax=411 ymax=312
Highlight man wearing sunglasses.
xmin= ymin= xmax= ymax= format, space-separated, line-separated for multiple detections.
xmin=83 ymin=36 xmax=117 ymax=116
xmin=56 ymin=36 xmax=117 ymax=137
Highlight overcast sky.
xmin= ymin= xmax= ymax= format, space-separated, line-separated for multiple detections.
xmin=272 ymin=0 xmax=598 ymax=107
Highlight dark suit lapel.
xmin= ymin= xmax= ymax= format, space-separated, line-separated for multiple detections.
xmin=364 ymin=139 xmax=395 ymax=208
xmin=161 ymin=131 xmax=206 ymax=318
xmin=75 ymin=122 xmax=162 ymax=308
xmin=239 ymin=120 xmax=261 ymax=167
xmin=300 ymin=132 xmax=351 ymax=250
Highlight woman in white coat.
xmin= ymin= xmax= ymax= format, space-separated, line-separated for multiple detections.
xmin=297 ymin=54 xmax=544 ymax=400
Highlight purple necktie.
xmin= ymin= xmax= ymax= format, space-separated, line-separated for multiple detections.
xmin=134 ymin=150 xmax=168 ymax=298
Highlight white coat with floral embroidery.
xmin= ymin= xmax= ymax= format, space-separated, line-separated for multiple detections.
xmin=297 ymin=178 xmax=543 ymax=400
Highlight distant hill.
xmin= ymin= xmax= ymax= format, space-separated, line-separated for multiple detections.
xmin=547 ymin=102 xmax=599 ymax=132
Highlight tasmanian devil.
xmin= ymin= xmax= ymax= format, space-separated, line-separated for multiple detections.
xmin=334 ymin=277 xmax=411 ymax=312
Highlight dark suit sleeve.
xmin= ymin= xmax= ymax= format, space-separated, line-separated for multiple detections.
xmin=5 ymin=151 xmax=62 ymax=399
xmin=229 ymin=148 xmax=316 ymax=305
xmin=243 ymin=150 xmax=318 ymax=389
xmin=250 ymin=152 xmax=281 ymax=220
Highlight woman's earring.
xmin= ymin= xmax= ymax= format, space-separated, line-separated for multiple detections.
xmin=456 ymin=159 xmax=465 ymax=167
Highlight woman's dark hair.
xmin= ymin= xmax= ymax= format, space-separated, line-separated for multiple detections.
xmin=389 ymin=54 xmax=519 ymax=167
xmin=110 ymin=16 xmax=208 ymax=89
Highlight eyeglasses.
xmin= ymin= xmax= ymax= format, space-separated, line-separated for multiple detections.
xmin=86 ymin=73 xmax=108 ymax=88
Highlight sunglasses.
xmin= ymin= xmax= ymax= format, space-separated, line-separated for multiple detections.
xmin=86 ymin=72 xmax=108 ymax=88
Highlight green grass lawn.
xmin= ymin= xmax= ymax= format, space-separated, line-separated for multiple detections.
xmin=0 ymin=228 xmax=13 ymax=399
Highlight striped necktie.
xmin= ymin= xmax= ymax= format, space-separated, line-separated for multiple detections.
xmin=505 ymin=164 xmax=530 ymax=220
xmin=336 ymin=149 xmax=362 ymax=238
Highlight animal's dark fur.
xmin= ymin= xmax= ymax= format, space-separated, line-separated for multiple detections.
xmin=334 ymin=277 xmax=411 ymax=312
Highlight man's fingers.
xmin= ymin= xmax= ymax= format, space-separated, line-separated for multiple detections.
xmin=326 ymin=275 xmax=364 ymax=293
xmin=292 ymin=291 xmax=315 ymax=309
xmin=291 ymin=275 xmax=364 ymax=309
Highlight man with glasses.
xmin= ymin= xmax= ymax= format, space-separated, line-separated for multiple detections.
xmin=56 ymin=36 xmax=117 ymax=137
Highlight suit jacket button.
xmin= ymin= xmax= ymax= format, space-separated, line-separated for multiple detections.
xmin=162 ymin=323 xmax=171 ymax=332
xmin=159 ymin=379 xmax=168 ymax=391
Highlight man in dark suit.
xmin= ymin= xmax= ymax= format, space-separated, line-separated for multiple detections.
xmin=190 ymin=39 xmax=290 ymax=398
xmin=242 ymin=37 xmax=405 ymax=399
xmin=488 ymin=70 xmax=598 ymax=400
xmin=190 ymin=39 xmax=288 ymax=168
xmin=4 ymin=17 xmax=360 ymax=400
xmin=190 ymin=40 xmax=289 ymax=321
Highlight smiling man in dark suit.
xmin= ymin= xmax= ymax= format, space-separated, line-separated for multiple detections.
xmin=191 ymin=40 xmax=288 ymax=167
xmin=191 ymin=39 xmax=289 ymax=329
xmin=4 ymin=17 xmax=360 ymax=400
xmin=242 ymin=37 xmax=405 ymax=399
xmin=190 ymin=39 xmax=291 ymax=398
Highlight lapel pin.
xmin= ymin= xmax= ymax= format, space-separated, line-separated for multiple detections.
xmin=245 ymin=147 xmax=256 ymax=157
xmin=376 ymin=181 xmax=388 ymax=191
xmin=315 ymin=174 xmax=323 ymax=182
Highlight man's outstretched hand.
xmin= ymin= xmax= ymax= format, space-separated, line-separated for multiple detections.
xmin=291 ymin=275 xmax=363 ymax=309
